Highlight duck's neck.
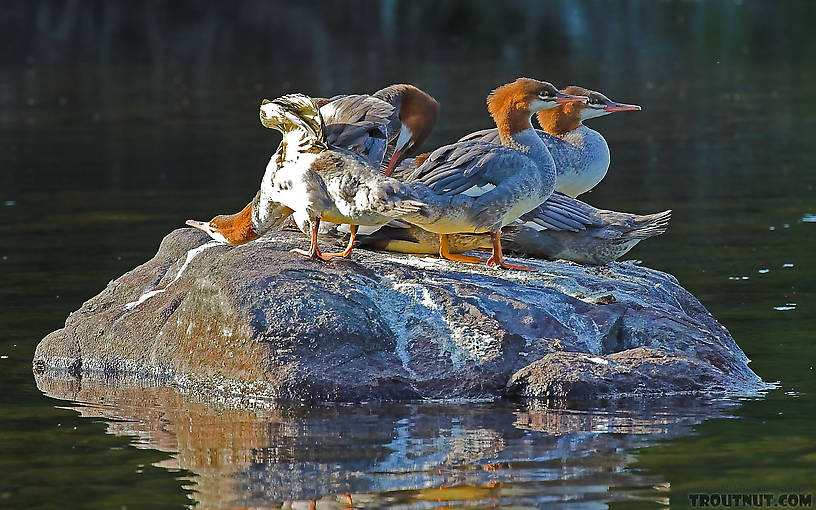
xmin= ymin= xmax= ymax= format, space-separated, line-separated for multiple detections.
xmin=213 ymin=197 xmax=261 ymax=245
xmin=494 ymin=106 xmax=551 ymax=164
xmin=502 ymin=127 xmax=553 ymax=168
xmin=276 ymin=127 xmax=324 ymax=165
xmin=495 ymin=106 xmax=534 ymax=146
xmin=536 ymin=108 xmax=582 ymax=137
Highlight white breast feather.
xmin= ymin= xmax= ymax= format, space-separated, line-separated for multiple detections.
xmin=550 ymin=125 xmax=610 ymax=197
xmin=259 ymin=151 xmax=322 ymax=223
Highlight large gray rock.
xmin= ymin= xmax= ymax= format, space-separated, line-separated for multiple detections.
xmin=33 ymin=228 xmax=768 ymax=401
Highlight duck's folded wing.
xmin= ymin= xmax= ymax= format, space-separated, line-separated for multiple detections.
xmin=321 ymin=95 xmax=395 ymax=167
xmin=458 ymin=128 xmax=502 ymax=144
xmin=321 ymin=94 xmax=394 ymax=126
xmin=324 ymin=122 xmax=385 ymax=149
xmin=518 ymin=192 xmax=606 ymax=232
xmin=406 ymin=141 xmax=523 ymax=196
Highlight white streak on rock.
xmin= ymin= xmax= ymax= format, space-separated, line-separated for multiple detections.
xmin=125 ymin=241 xmax=220 ymax=310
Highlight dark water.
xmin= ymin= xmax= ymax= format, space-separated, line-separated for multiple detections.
xmin=1 ymin=1 xmax=815 ymax=508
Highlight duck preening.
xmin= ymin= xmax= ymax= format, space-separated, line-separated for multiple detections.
xmin=316 ymin=84 xmax=439 ymax=176
xmin=188 ymin=93 xmax=427 ymax=261
xmin=256 ymin=94 xmax=430 ymax=260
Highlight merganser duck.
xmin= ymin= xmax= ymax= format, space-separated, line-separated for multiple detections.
xmin=257 ymin=94 xmax=429 ymax=260
xmin=184 ymin=94 xmax=395 ymax=245
xmin=185 ymin=191 xmax=292 ymax=245
xmin=397 ymin=78 xmax=587 ymax=270
xmin=189 ymin=94 xmax=425 ymax=261
xmin=185 ymin=88 xmax=433 ymax=248
xmin=310 ymin=85 xmax=439 ymax=237
xmin=460 ymin=85 xmax=640 ymax=197
xmin=372 ymin=84 xmax=439 ymax=176
xmin=317 ymin=84 xmax=439 ymax=176
xmin=504 ymin=194 xmax=672 ymax=264
xmin=360 ymin=85 xmax=669 ymax=264
xmin=357 ymin=193 xmax=671 ymax=264
xmin=457 ymin=86 xmax=672 ymax=263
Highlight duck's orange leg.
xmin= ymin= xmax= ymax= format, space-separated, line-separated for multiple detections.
xmin=323 ymin=224 xmax=357 ymax=258
xmin=290 ymin=218 xmax=335 ymax=261
xmin=486 ymin=232 xmax=536 ymax=271
xmin=439 ymin=234 xmax=483 ymax=264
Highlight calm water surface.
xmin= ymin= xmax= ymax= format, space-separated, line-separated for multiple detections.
xmin=1 ymin=1 xmax=815 ymax=508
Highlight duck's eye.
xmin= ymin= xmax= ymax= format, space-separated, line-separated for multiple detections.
xmin=538 ymin=91 xmax=553 ymax=99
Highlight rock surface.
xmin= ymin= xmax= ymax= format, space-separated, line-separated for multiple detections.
xmin=33 ymin=228 xmax=767 ymax=401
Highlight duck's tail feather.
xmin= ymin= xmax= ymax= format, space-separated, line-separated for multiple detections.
xmin=621 ymin=209 xmax=672 ymax=241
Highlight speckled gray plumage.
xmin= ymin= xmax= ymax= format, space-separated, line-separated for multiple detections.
xmin=461 ymin=126 xmax=610 ymax=198
xmin=259 ymin=94 xmax=426 ymax=232
xmin=396 ymin=138 xmax=552 ymax=233
xmin=310 ymin=148 xmax=426 ymax=224
xmin=505 ymin=207 xmax=672 ymax=265
xmin=519 ymin=191 xmax=603 ymax=232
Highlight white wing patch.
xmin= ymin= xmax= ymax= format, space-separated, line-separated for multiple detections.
xmin=522 ymin=220 xmax=547 ymax=232
xmin=460 ymin=183 xmax=496 ymax=197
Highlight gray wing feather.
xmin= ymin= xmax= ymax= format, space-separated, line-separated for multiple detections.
xmin=321 ymin=94 xmax=394 ymax=126
xmin=459 ymin=127 xmax=555 ymax=146
xmin=519 ymin=192 xmax=606 ymax=232
xmin=321 ymin=95 xmax=395 ymax=167
xmin=458 ymin=128 xmax=502 ymax=144
xmin=406 ymin=141 xmax=522 ymax=195
xmin=371 ymin=86 xmax=407 ymax=167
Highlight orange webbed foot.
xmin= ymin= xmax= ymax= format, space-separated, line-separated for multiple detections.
xmin=290 ymin=248 xmax=335 ymax=261
xmin=291 ymin=218 xmax=337 ymax=261
xmin=486 ymin=232 xmax=537 ymax=271
xmin=439 ymin=234 xmax=485 ymax=264
xmin=322 ymin=225 xmax=357 ymax=258
xmin=486 ymin=256 xmax=537 ymax=271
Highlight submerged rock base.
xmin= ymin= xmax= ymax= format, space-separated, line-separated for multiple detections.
xmin=33 ymin=228 xmax=767 ymax=401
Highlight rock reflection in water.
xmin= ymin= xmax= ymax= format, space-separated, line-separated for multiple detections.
xmin=35 ymin=375 xmax=737 ymax=508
